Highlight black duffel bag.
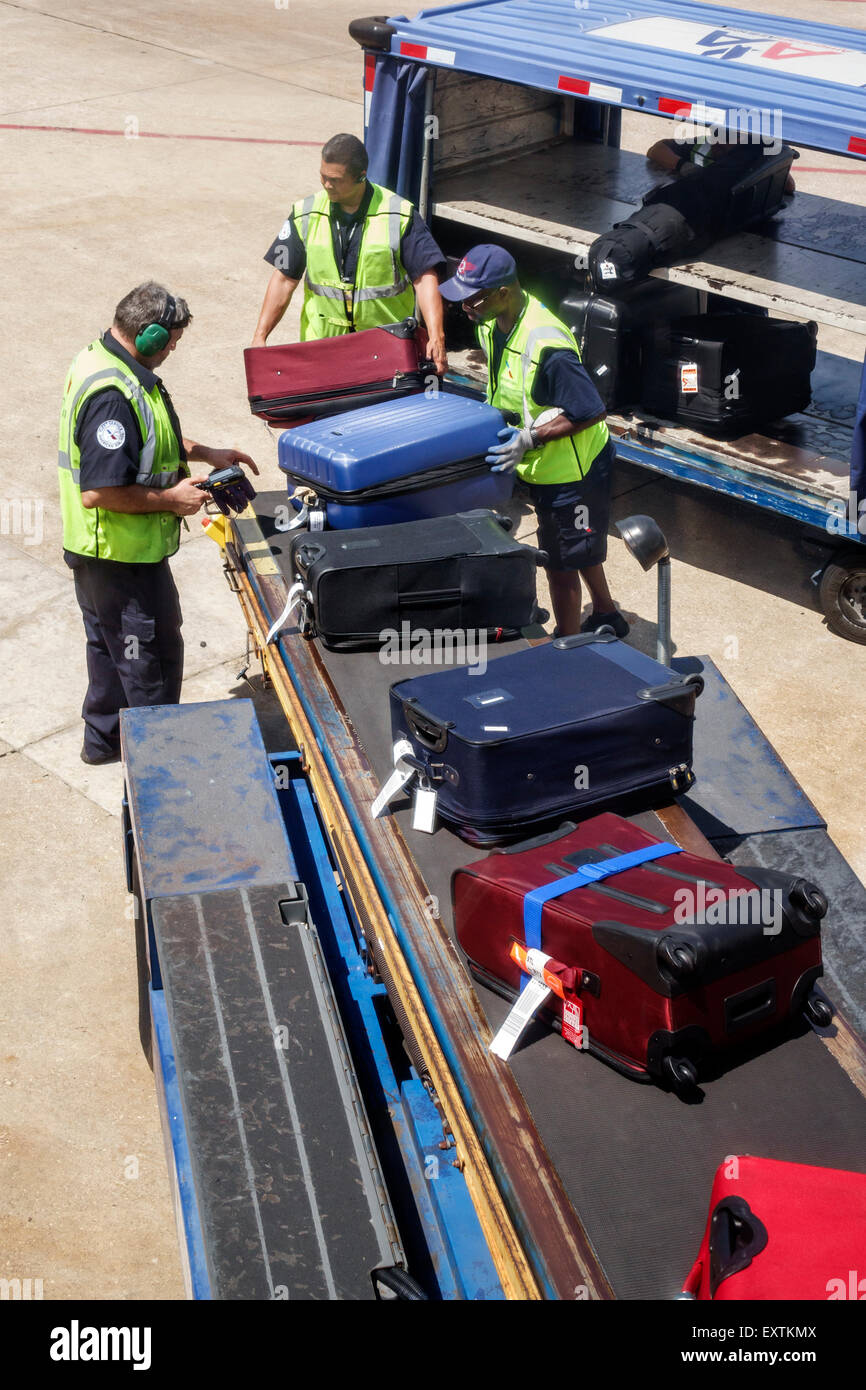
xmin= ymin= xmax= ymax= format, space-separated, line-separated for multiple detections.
xmin=589 ymin=146 xmax=796 ymax=291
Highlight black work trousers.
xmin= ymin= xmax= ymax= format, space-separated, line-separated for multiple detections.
xmin=69 ymin=554 xmax=184 ymax=757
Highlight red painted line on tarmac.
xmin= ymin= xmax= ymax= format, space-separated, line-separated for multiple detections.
xmin=0 ymin=122 xmax=322 ymax=146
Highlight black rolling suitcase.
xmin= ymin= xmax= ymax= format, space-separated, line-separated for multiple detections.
xmin=559 ymin=281 xmax=702 ymax=411
xmin=288 ymin=510 xmax=546 ymax=650
xmin=385 ymin=632 xmax=703 ymax=844
xmin=640 ymin=313 xmax=817 ymax=434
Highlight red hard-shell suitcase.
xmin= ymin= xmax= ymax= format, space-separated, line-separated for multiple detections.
xmin=452 ymin=813 xmax=830 ymax=1089
xmin=681 ymin=1156 xmax=866 ymax=1300
xmin=244 ymin=318 xmax=431 ymax=427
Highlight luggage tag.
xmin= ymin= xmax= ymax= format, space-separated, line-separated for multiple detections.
xmin=598 ymin=260 xmax=618 ymax=281
xmin=561 ymin=997 xmax=584 ymax=1049
xmin=680 ymin=362 xmax=699 ymax=394
xmin=309 ymin=508 xmax=326 ymax=531
xmin=489 ymin=945 xmax=559 ymax=1061
xmin=265 ymin=580 xmax=307 ymax=644
xmin=412 ymin=775 xmax=438 ymax=834
xmin=371 ymin=739 xmax=416 ymax=819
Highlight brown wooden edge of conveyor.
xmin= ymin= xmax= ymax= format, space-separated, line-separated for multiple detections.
xmin=220 ymin=514 xmax=612 ymax=1302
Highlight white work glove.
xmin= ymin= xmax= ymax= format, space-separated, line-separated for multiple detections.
xmin=485 ymin=425 xmax=536 ymax=473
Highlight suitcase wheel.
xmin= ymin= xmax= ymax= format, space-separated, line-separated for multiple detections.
xmin=803 ymin=993 xmax=833 ymax=1029
xmin=657 ymin=937 xmax=700 ymax=980
xmin=662 ymin=1054 xmax=699 ymax=1092
xmin=790 ymin=878 xmax=829 ymax=923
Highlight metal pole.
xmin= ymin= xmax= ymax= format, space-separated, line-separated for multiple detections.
xmin=657 ymin=558 xmax=672 ymax=666
xmin=418 ymin=68 xmax=435 ymax=222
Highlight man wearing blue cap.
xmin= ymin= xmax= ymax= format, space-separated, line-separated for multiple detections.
xmin=439 ymin=245 xmax=627 ymax=639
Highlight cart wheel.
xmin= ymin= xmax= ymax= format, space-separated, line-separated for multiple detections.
xmin=818 ymin=550 xmax=866 ymax=644
xmin=804 ymin=994 xmax=833 ymax=1029
xmin=662 ymin=1055 xmax=698 ymax=1091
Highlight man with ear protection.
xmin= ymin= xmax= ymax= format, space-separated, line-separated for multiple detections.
xmin=58 ymin=280 xmax=258 ymax=765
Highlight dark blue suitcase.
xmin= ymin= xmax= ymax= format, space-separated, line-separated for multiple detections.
xmin=388 ymin=633 xmax=703 ymax=844
xmin=277 ymin=392 xmax=514 ymax=529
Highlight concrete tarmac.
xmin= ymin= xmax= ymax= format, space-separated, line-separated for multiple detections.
xmin=1 ymin=0 xmax=864 ymax=1300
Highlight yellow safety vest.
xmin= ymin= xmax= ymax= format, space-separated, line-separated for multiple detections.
xmin=478 ymin=294 xmax=609 ymax=484
xmin=293 ymin=183 xmax=416 ymax=338
xmin=58 ymin=338 xmax=186 ymax=562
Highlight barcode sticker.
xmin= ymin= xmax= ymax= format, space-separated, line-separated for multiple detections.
xmin=489 ymin=978 xmax=550 ymax=1060
xmin=680 ymin=362 xmax=699 ymax=394
xmin=562 ymin=997 xmax=584 ymax=1048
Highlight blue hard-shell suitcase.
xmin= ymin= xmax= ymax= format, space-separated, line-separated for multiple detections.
xmin=389 ymin=632 xmax=703 ymax=844
xmin=277 ymin=392 xmax=514 ymax=528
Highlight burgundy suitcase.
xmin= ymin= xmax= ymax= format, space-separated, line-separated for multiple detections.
xmin=681 ymin=1156 xmax=866 ymax=1300
xmin=452 ymin=813 xmax=830 ymax=1090
xmin=243 ymin=318 xmax=432 ymax=427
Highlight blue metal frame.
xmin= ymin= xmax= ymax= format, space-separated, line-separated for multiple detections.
xmin=150 ymin=989 xmax=212 ymax=1300
xmin=385 ymin=0 xmax=866 ymax=159
xmin=613 ymin=435 xmax=858 ymax=538
xmin=272 ymin=752 xmax=503 ymax=1300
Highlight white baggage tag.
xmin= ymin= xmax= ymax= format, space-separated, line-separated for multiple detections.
xmin=680 ymin=362 xmax=699 ymax=394
xmin=490 ymin=977 xmax=551 ymax=1061
xmin=412 ymin=780 xmax=438 ymax=834
xmin=309 ymin=508 xmax=326 ymax=531
xmin=265 ymin=580 xmax=306 ymax=644
xmin=599 ymin=260 xmax=617 ymax=280
xmin=371 ymin=739 xmax=416 ymax=819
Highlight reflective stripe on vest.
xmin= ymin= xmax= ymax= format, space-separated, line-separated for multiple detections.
xmin=294 ymin=184 xmax=415 ymax=337
xmin=479 ymin=295 xmax=609 ymax=485
xmin=58 ymin=340 xmax=184 ymax=562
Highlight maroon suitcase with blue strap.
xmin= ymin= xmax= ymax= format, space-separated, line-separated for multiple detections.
xmin=453 ymin=813 xmax=830 ymax=1091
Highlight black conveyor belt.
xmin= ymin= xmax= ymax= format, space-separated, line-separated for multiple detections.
xmin=258 ymin=499 xmax=866 ymax=1300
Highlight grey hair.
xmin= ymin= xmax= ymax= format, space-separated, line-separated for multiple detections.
xmin=113 ymin=281 xmax=192 ymax=339
xmin=321 ymin=133 xmax=368 ymax=179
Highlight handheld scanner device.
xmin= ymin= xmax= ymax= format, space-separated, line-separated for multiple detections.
xmin=195 ymin=465 xmax=256 ymax=515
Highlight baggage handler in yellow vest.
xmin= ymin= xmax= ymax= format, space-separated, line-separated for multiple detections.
xmin=439 ymin=245 xmax=628 ymax=639
xmin=59 ymin=282 xmax=258 ymax=765
xmin=252 ymin=133 xmax=448 ymax=374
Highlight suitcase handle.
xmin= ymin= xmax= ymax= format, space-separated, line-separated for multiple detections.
xmin=708 ymin=1197 xmax=768 ymax=1298
xmin=553 ymin=632 xmax=618 ymax=649
xmin=403 ymin=699 xmax=453 ymax=753
xmin=637 ymin=676 xmax=704 ymax=705
xmin=294 ymin=541 xmax=325 ymax=570
xmin=493 ymin=821 xmax=578 ymax=855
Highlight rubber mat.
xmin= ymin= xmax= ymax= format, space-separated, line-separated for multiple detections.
xmin=153 ymin=882 xmax=402 ymax=1300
